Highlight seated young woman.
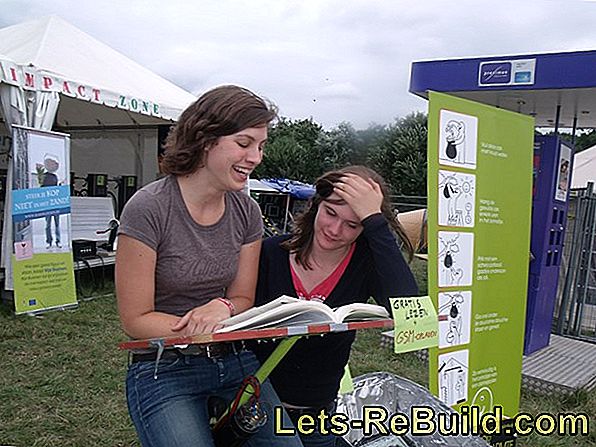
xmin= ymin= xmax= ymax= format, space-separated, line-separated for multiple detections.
xmin=252 ymin=165 xmax=419 ymax=447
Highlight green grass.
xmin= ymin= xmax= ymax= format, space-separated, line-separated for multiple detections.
xmin=0 ymin=262 xmax=594 ymax=446
xmin=0 ymin=283 xmax=135 ymax=447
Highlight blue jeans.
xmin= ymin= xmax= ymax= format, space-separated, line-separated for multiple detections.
xmin=286 ymin=402 xmax=341 ymax=447
xmin=287 ymin=401 xmax=350 ymax=447
xmin=126 ymin=350 xmax=303 ymax=447
xmin=45 ymin=215 xmax=60 ymax=245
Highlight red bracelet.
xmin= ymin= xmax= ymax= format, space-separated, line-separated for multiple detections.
xmin=216 ymin=297 xmax=235 ymax=316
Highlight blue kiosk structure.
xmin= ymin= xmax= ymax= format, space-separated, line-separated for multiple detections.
xmin=409 ymin=50 xmax=596 ymax=355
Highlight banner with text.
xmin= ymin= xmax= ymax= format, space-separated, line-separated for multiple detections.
xmin=11 ymin=126 xmax=77 ymax=314
xmin=427 ymin=92 xmax=533 ymax=417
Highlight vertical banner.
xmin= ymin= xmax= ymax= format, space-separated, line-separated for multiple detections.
xmin=11 ymin=125 xmax=77 ymax=314
xmin=427 ymin=92 xmax=533 ymax=417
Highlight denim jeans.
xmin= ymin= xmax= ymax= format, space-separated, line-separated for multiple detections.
xmin=126 ymin=350 xmax=303 ymax=447
xmin=45 ymin=215 xmax=60 ymax=245
xmin=286 ymin=402 xmax=343 ymax=447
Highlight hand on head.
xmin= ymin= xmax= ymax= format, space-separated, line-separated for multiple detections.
xmin=333 ymin=173 xmax=383 ymax=221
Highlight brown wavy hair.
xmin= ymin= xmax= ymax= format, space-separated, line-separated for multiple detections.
xmin=282 ymin=165 xmax=414 ymax=269
xmin=161 ymin=85 xmax=277 ymax=175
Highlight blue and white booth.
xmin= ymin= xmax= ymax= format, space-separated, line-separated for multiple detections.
xmin=409 ymin=50 xmax=596 ymax=354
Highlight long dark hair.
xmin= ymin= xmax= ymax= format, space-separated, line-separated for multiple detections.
xmin=282 ymin=165 xmax=414 ymax=269
xmin=161 ymin=85 xmax=277 ymax=175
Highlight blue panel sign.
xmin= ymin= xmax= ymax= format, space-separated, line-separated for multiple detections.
xmin=12 ymin=185 xmax=71 ymax=222
xmin=479 ymin=62 xmax=512 ymax=85
xmin=479 ymin=58 xmax=536 ymax=87
xmin=514 ymin=71 xmax=532 ymax=83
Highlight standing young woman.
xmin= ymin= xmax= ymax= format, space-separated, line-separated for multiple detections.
xmin=116 ymin=85 xmax=302 ymax=447
xmin=253 ymin=165 xmax=419 ymax=447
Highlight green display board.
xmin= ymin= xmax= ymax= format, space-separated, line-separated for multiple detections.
xmin=11 ymin=126 xmax=77 ymax=314
xmin=391 ymin=296 xmax=438 ymax=354
xmin=427 ymin=92 xmax=533 ymax=417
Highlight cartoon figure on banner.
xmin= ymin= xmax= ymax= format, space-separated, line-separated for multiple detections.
xmin=439 ymin=234 xmax=464 ymax=286
xmin=438 ymin=350 xmax=469 ymax=406
xmin=438 ymin=290 xmax=471 ymax=348
xmin=38 ymin=153 xmax=62 ymax=249
xmin=439 ymin=110 xmax=478 ymax=170
xmin=471 ymin=386 xmax=494 ymax=416
xmin=439 ymin=292 xmax=464 ymax=345
xmin=439 ymin=171 xmax=475 ymax=227
xmin=444 ymin=120 xmax=466 ymax=163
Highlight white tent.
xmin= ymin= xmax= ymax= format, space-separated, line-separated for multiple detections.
xmin=571 ymin=145 xmax=596 ymax=189
xmin=0 ymin=16 xmax=197 ymax=289
xmin=0 ymin=15 xmax=195 ymax=127
xmin=0 ymin=15 xmax=197 ymax=185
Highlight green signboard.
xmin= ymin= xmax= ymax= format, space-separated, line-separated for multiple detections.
xmin=391 ymin=296 xmax=438 ymax=354
xmin=11 ymin=126 xmax=77 ymax=314
xmin=427 ymin=92 xmax=533 ymax=417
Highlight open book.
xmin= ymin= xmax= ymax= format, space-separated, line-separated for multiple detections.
xmin=216 ymin=295 xmax=390 ymax=333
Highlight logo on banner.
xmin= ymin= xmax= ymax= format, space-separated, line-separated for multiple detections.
xmin=514 ymin=71 xmax=532 ymax=83
xmin=478 ymin=59 xmax=536 ymax=87
xmin=479 ymin=63 xmax=512 ymax=85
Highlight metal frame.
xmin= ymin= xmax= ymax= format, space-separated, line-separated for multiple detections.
xmin=556 ymin=183 xmax=596 ymax=341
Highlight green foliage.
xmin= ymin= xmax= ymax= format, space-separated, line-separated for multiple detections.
xmin=325 ymin=121 xmax=360 ymax=166
xmin=367 ymin=112 xmax=428 ymax=196
xmin=536 ymin=129 xmax=596 ymax=154
xmin=573 ymin=129 xmax=596 ymax=153
xmin=35 ymin=163 xmax=46 ymax=186
xmin=256 ymin=115 xmax=430 ymax=186
xmin=255 ymin=117 xmax=328 ymax=182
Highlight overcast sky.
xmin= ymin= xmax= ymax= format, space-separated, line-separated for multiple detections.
xmin=2 ymin=0 xmax=596 ymax=129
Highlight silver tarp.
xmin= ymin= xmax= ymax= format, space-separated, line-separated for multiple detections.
xmin=336 ymin=372 xmax=491 ymax=447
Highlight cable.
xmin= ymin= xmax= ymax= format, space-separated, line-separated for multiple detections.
xmin=76 ymin=258 xmax=95 ymax=299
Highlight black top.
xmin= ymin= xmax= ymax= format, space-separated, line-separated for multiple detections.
xmin=42 ymin=172 xmax=58 ymax=187
xmin=251 ymin=213 xmax=419 ymax=407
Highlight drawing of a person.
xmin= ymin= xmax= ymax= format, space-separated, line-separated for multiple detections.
xmin=558 ymin=159 xmax=570 ymax=196
xmin=456 ymin=370 xmax=465 ymax=402
xmin=42 ymin=154 xmax=61 ymax=249
xmin=444 ymin=120 xmax=465 ymax=162
xmin=442 ymin=176 xmax=463 ymax=225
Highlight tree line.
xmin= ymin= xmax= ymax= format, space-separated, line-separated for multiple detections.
xmin=254 ymin=112 xmax=596 ymax=198
xmin=254 ymin=112 xmax=428 ymax=197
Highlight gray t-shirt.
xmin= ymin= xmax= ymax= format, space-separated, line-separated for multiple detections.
xmin=118 ymin=175 xmax=263 ymax=316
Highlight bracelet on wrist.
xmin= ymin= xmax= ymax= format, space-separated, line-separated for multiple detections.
xmin=216 ymin=297 xmax=235 ymax=316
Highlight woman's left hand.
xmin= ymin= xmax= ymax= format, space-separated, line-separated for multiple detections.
xmin=171 ymin=299 xmax=231 ymax=335
xmin=334 ymin=173 xmax=383 ymax=221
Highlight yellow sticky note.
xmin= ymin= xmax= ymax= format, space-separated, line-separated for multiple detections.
xmin=390 ymin=296 xmax=438 ymax=354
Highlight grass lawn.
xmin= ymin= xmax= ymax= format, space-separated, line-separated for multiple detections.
xmin=0 ymin=259 xmax=594 ymax=446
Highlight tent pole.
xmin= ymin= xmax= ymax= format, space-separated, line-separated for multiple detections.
xmin=554 ymin=104 xmax=561 ymax=135
xmin=571 ymin=115 xmax=578 ymax=145
xmin=283 ymin=194 xmax=290 ymax=233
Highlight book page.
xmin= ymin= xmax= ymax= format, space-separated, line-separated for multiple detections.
xmin=219 ymin=295 xmax=300 ymax=327
xmin=217 ymin=297 xmax=336 ymax=333
xmin=217 ymin=297 xmax=390 ymax=333
xmin=332 ymin=303 xmax=390 ymax=322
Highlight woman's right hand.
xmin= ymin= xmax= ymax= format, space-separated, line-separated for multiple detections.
xmin=334 ymin=173 xmax=383 ymax=221
xmin=171 ymin=299 xmax=231 ymax=335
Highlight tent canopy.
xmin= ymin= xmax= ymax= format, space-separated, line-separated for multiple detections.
xmin=410 ymin=50 xmax=596 ymax=129
xmin=0 ymin=15 xmax=196 ymax=128
xmin=248 ymin=178 xmax=281 ymax=194
xmin=259 ymin=178 xmax=315 ymax=200
xmin=572 ymin=145 xmax=596 ymax=188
